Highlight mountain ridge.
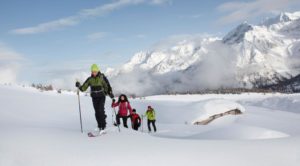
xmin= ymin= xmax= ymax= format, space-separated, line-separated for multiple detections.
xmin=107 ymin=11 xmax=300 ymax=96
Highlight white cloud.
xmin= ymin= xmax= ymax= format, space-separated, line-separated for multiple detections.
xmin=87 ymin=32 xmax=107 ymax=40
xmin=79 ymin=0 xmax=144 ymax=17
xmin=109 ymin=41 xmax=239 ymax=96
xmin=10 ymin=0 xmax=170 ymax=35
xmin=216 ymin=0 xmax=300 ymax=24
xmin=37 ymin=58 xmax=112 ymax=90
xmin=149 ymin=0 xmax=172 ymax=5
xmin=107 ymin=34 xmax=239 ymax=96
xmin=0 ymin=43 xmax=23 ymax=61
xmin=50 ymin=72 xmax=90 ymax=90
xmin=11 ymin=17 xmax=80 ymax=35
xmin=178 ymin=14 xmax=202 ymax=19
xmin=0 ymin=42 xmax=23 ymax=84
xmin=0 ymin=65 xmax=19 ymax=84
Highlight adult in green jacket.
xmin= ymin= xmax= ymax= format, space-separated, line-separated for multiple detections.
xmin=76 ymin=64 xmax=114 ymax=132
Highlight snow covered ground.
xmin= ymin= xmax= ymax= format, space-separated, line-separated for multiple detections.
xmin=1 ymin=85 xmax=300 ymax=166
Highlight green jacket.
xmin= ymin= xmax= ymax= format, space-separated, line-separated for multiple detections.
xmin=79 ymin=72 xmax=112 ymax=97
xmin=145 ymin=109 xmax=156 ymax=120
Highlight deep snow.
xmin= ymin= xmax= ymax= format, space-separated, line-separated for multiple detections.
xmin=0 ymin=85 xmax=300 ymax=166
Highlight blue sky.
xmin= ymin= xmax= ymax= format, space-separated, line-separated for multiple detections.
xmin=0 ymin=0 xmax=300 ymax=86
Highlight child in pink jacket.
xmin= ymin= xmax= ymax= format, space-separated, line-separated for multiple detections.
xmin=112 ymin=94 xmax=133 ymax=128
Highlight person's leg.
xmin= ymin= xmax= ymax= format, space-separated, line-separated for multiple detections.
xmin=123 ymin=116 xmax=128 ymax=128
xmin=116 ymin=114 xmax=121 ymax=125
xmin=98 ymin=96 xmax=107 ymax=130
xmin=131 ymin=119 xmax=135 ymax=130
xmin=92 ymin=98 xmax=101 ymax=128
xmin=152 ymin=120 xmax=157 ymax=132
xmin=133 ymin=119 xmax=140 ymax=130
xmin=92 ymin=97 xmax=107 ymax=130
xmin=147 ymin=119 xmax=151 ymax=132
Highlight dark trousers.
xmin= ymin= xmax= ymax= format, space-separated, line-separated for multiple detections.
xmin=132 ymin=120 xmax=140 ymax=131
xmin=92 ymin=96 xmax=107 ymax=130
xmin=147 ymin=120 xmax=156 ymax=132
xmin=116 ymin=114 xmax=128 ymax=128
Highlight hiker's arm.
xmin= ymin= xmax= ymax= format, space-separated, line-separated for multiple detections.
xmin=111 ymin=101 xmax=118 ymax=108
xmin=79 ymin=78 xmax=90 ymax=92
xmin=127 ymin=102 xmax=133 ymax=114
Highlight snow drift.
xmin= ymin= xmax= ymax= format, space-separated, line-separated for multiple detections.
xmin=192 ymin=99 xmax=245 ymax=122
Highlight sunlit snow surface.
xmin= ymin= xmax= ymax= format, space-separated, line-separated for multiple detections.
xmin=1 ymin=85 xmax=300 ymax=166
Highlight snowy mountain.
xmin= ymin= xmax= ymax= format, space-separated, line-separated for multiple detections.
xmin=107 ymin=11 xmax=300 ymax=96
xmin=224 ymin=11 xmax=300 ymax=87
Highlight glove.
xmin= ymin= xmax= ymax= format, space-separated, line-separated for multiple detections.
xmin=111 ymin=99 xmax=116 ymax=107
xmin=75 ymin=82 xmax=81 ymax=88
xmin=109 ymin=92 xmax=114 ymax=99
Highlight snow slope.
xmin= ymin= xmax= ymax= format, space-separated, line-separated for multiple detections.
xmin=107 ymin=11 xmax=300 ymax=96
xmin=1 ymin=85 xmax=300 ymax=166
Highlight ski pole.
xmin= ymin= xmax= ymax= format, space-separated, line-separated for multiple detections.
xmin=113 ymin=107 xmax=121 ymax=132
xmin=112 ymin=110 xmax=114 ymax=126
xmin=141 ymin=115 xmax=144 ymax=133
xmin=111 ymin=100 xmax=114 ymax=126
xmin=77 ymin=88 xmax=83 ymax=133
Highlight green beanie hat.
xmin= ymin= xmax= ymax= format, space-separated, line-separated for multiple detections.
xmin=91 ymin=64 xmax=100 ymax=72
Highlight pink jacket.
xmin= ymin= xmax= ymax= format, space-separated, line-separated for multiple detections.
xmin=112 ymin=101 xmax=133 ymax=117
